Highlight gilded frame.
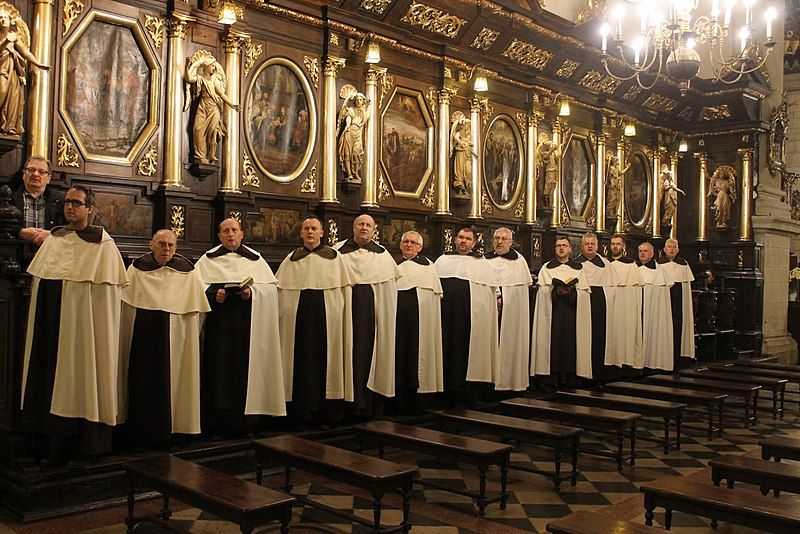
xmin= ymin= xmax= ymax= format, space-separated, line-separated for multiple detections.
xmin=561 ymin=133 xmax=595 ymax=221
xmin=483 ymin=114 xmax=524 ymax=211
xmin=379 ymin=86 xmax=435 ymax=199
xmin=59 ymin=10 xmax=160 ymax=166
xmin=624 ymin=150 xmax=652 ymax=228
xmin=244 ymin=56 xmax=318 ymax=183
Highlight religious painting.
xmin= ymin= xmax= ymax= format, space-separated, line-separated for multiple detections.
xmin=60 ymin=12 xmax=159 ymax=165
xmin=245 ymin=58 xmax=317 ymax=182
xmin=483 ymin=115 xmax=523 ymax=210
xmin=246 ymin=207 xmax=302 ymax=245
xmin=562 ymin=135 xmax=593 ymax=219
xmin=92 ymin=192 xmax=152 ymax=237
xmin=382 ymin=219 xmax=431 ymax=252
xmin=380 ymin=88 xmax=433 ymax=197
xmin=624 ymin=151 xmax=651 ymax=226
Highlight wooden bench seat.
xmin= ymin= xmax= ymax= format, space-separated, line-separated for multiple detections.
xmin=604 ymin=381 xmax=726 ymax=440
xmin=641 ymin=476 xmax=800 ymax=531
xmin=353 ymin=420 xmax=511 ymax=516
xmin=554 ymin=389 xmax=685 ymax=453
xmin=733 ymin=360 xmax=800 ymax=373
xmin=710 ymin=453 xmax=800 ymax=496
xmin=253 ymin=435 xmax=417 ymax=533
xmin=501 ymin=398 xmax=640 ymax=471
xmin=645 ymin=374 xmax=760 ymax=426
xmin=680 ymin=368 xmax=787 ymax=419
xmin=760 ymin=435 xmax=800 ymax=462
xmin=124 ymin=455 xmax=295 ymax=534
xmin=546 ymin=509 xmax=659 ymax=533
xmin=720 ymin=363 xmax=800 ymax=382
xmin=437 ymin=409 xmax=582 ymax=491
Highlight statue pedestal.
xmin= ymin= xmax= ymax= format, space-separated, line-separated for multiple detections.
xmin=189 ymin=162 xmax=218 ymax=179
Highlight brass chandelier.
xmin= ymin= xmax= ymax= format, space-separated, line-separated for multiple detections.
xmin=599 ymin=0 xmax=777 ymax=96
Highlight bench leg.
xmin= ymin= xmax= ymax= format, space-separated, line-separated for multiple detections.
xmin=499 ymin=459 xmax=509 ymax=510
xmin=571 ymin=438 xmax=579 ymax=487
xmin=662 ymin=416 xmax=670 ymax=454
xmin=780 ymin=389 xmax=785 ymax=418
xmin=664 ymin=509 xmax=672 ymax=530
xmin=284 ymin=466 xmax=293 ymax=493
xmin=712 ymin=468 xmax=721 ymax=486
xmin=477 ymin=466 xmax=487 ymax=517
xmin=553 ymin=450 xmax=563 ymax=492
xmin=718 ymin=401 xmax=724 ymax=437
xmin=401 ymin=481 xmax=412 ymax=534
xmin=240 ymin=522 xmax=253 ymax=534
xmin=644 ymin=494 xmax=655 ymax=526
xmin=161 ymin=495 xmax=171 ymax=520
xmin=629 ymin=421 xmax=637 ymax=467
xmin=726 ymin=479 xmax=734 ymax=489
xmin=372 ymin=489 xmax=384 ymax=532
xmin=760 ymin=485 xmax=769 ymax=496
xmin=707 ymin=404 xmax=714 ymax=441
xmin=710 ymin=518 xmax=718 ymax=529
xmin=761 ymin=446 xmax=771 ymax=461
xmin=676 ymin=412 xmax=682 ymax=450
xmin=281 ymin=505 xmax=292 ymax=534
xmin=772 ymin=391 xmax=778 ymax=420
xmin=256 ymin=455 xmax=263 ymax=486
xmin=744 ymin=395 xmax=750 ymax=427
xmin=753 ymin=393 xmax=759 ymax=424
xmin=125 ymin=474 xmax=136 ymax=533
xmin=616 ymin=432 xmax=624 ymax=471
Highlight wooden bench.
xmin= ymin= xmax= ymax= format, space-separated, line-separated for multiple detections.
xmin=720 ymin=362 xmax=800 ymax=382
xmin=437 ymin=409 xmax=582 ymax=491
xmin=501 ymin=398 xmax=640 ymax=471
xmin=253 ymin=435 xmax=417 ymax=533
xmin=680 ymin=368 xmax=787 ymax=419
xmin=760 ymin=435 xmax=800 ymax=463
xmin=353 ymin=420 xmax=511 ymax=516
xmin=710 ymin=453 xmax=800 ymax=496
xmin=645 ymin=374 xmax=760 ymax=427
xmin=124 ymin=455 xmax=295 ymax=534
xmin=546 ymin=510 xmax=659 ymax=533
xmin=733 ymin=360 xmax=800 ymax=373
xmin=641 ymin=476 xmax=800 ymax=531
xmin=604 ymin=381 xmax=726 ymax=440
xmin=554 ymin=389 xmax=685 ymax=453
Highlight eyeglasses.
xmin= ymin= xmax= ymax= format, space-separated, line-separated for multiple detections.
xmin=64 ymin=199 xmax=89 ymax=208
xmin=400 ymin=239 xmax=421 ymax=245
xmin=494 ymin=236 xmax=511 ymax=241
xmin=24 ymin=167 xmax=50 ymax=175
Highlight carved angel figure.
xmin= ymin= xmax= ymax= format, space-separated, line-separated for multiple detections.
xmin=0 ymin=3 xmax=48 ymax=135
xmin=537 ymin=131 xmax=568 ymax=208
xmin=184 ymin=50 xmax=239 ymax=164
xmin=450 ymin=111 xmax=475 ymax=196
xmin=659 ymin=164 xmax=685 ymax=225
xmin=708 ymin=165 xmax=738 ymax=228
xmin=337 ymin=84 xmax=369 ymax=183
xmin=605 ymin=150 xmax=630 ymax=217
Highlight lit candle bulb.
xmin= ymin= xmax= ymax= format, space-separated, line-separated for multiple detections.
xmin=765 ymin=7 xmax=777 ymax=41
xmin=600 ymin=23 xmax=611 ymax=52
xmin=744 ymin=0 xmax=756 ymax=26
xmin=633 ymin=36 xmax=643 ymax=65
xmin=739 ymin=26 xmax=749 ymax=53
xmin=613 ymin=4 xmax=625 ymax=40
xmin=711 ymin=0 xmax=720 ymax=19
xmin=724 ymin=0 xmax=735 ymax=27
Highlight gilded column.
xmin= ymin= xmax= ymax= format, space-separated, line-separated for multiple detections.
xmin=695 ymin=152 xmax=709 ymax=241
xmin=525 ymin=111 xmax=542 ymax=225
xmin=220 ymin=30 xmax=248 ymax=193
xmin=615 ymin=138 xmax=628 ymax=233
xmin=551 ymin=119 xmax=566 ymax=229
xmin=436 ymin=87 xmax=456 ymax=215
xmin=162 ymin=14 xmax=194 ymax=188
xmin=362 ymin=65 xmax=386 ymax=208
xmin=28 ymin=0 xmax=55 ymax=158
xmin=469 ymin=97 xmax=484 ymax=219
xmin=322 ymin=56 xmax=345 ymax=203
xmin=651 ymin=146 xmax=666 ymax=237
xmin=595 ymin=132 xmax=608 ymax=233
xmin=738 ymin=147 xmax=753 ymax=240
xmin=669 ymin=153 xmax=681 ymax=238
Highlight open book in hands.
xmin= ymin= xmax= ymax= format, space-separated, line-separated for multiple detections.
xmin=223 ymin=276 xmax=254 ymax=294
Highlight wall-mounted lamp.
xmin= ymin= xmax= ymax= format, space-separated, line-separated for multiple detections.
xmin=623 ymin=122 xmax=636 ymax=137
xmin=550 ymin=92 xmax=571 ymax=117
xmin=461 ymin=65 xmax=488 ymax=92
xmin=365 ymin=41 xmax=381 ymax=64
xmin=217 ymin=1 xmax=243 ymax=25
xmin=348 ymin=33 xmax=381 ymax=64
xmin=678 ymin=138 xmax=688 ymax=152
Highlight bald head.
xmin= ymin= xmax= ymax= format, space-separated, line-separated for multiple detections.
xmin=218 ymin=218 xmax=244 ymax=251
xmin=637 ymin=241 xmax=654 ymax=263
xmin=353 ymin=214 xmax=375 ymax=245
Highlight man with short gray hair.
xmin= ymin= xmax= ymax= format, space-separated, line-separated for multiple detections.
xmin=485 ymin=227 xmax=532 ymax=391
xmin=637 ymin=241 xmax=674 ymax=370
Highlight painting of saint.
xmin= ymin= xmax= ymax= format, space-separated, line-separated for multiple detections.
xmin=562 ymin=137 xmax=592 ymax=217
xmin=381 ymin=90 xmax=429 ymax=194
xmin=247 ymin=207 xmax=302 ymax=245
xmin=483 ymin=116 xmax=522 ymax=209
xmin=245 ymin=59 xmax=314 ymax=180
xmin=624 ymin=152 xmax=651 ymax=226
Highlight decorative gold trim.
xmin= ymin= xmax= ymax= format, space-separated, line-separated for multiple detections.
xmin=560 ymin=202 xmax=569 ymax=225
xmin=483 ymin=114 xmax=523 ymax=211
xmin=514 ymin=194 xmax=525 ymax=218
xmin=425 ymin=86 xmax=437 ymax=115
xmin=622 ymin=86 xmax=643 ymax=101
xmin=170 ymin=205 xmax=185 ymax=238
xmin=586 ymin=202 xmax=596 ymax=227
xmin=359 ymin=0 xmax=394 ymax=15
xmin=471 ymin=27 xmax=499 ymax=51
xmin=443 ymin=228 xmax=453 ymax=252
xmin=578 ymin=70 xmax=621 ymax=94
xmin=576 ymin=0 xmax=607 ymax=24
xmin=300 ymin=160 xmax=317 ymax=193
xmin=501 ymin=38 xmax=554 ymax=70
xmin=377 ymin=71 xmax=394 ymax=110
xmin=242 ymin=153 xmax=261 ymax=187
xmin=642 ymin=94 xmax=678 ymax=113
xmin=244 ymin=41 xmax=263 ymax=77
xmin=302 ymin=55 xmax=319 ymax=90
xmin=62 ymin=0 xmax=85 ymax=36
xmin=372 ymin=226 xmax=380 ymax=243
xmin=229 ymin=210 xmax=242 ymax=224
xmin=327 ymin=219 xmax=338 ymax=245
xmin=143 ymin=15 xmax=165 ymax=50
xmin=401 ymin=1 xmax=468 ymax=39
xmin=480 ymin=100 xmax=493 ymax=129
xmin=515 ymin=112 xmax=527 ymax=143
xmin=136 ymin=144 xmax=158 ymax=177
xmin=555 ymin=60 xmax=580 ymax=78
xmin=421 ymin=179 xmax=435 ymax=208
xmin=475 ymin=231 xmax=485 ymax=256
xmin=56 ymin=134 xmax=79 ymax=167
xmin=677 ymin=106 xmax=694 ymax=121
xmin=700 ymin=105 xmax=732 ymax=121
xmin=329 ymin=33 xmax=340 ymax=46
xmin=738 ymin=250 xmax=744 ymax=268
xmin=532 ymin=236 xmax=541 ymax=258
xmin=481 ymin=189 xmax=493 ymax=214
xmin=377 ymin=172 xmax=391 ymax=201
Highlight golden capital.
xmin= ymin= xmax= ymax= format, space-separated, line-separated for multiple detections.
xmin=470 ymin=96 xmax=487 ymax=113
xmin=224 ymin=30 xmax=250 ymax=53
xmin=438 ymin=86 xmax=457 ymax=103
xmin=530 ymin=110 xmax=545 ymax=125
xmin=737 ymin=147 xmax=753 ymax=161
xmin=167 ymin=13 xmax=194 ymax=39
xmin=670 ymin=153 xmax=683 ymax=164
xmin=323 ymin=56 xmax=346 ymax=76
xmin=365 ymin=65 xmax=388 ymax=83
xmin=694 ymin=152 xmax=708 ymax=165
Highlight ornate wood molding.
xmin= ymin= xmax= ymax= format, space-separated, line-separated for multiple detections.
xmin=143 ymin=15 xmax=165 ymax=50
xmin=56 ymin=134 xmax=79 ymax=167
xmin=136 ymin=144 xmax=158 ymax=177
xmin=170 ymin=205 xmax=185 ymax=238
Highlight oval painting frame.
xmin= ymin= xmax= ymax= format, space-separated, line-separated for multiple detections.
xmin=244 ymin=57 xmax=317 ymax=183
xmin=482 ymin=115 xmax=524 ymax=211
xmin=562 ymin=134 xmax=594 ymax=220
xmin=624 ymin=151 xmax=651 ymax=227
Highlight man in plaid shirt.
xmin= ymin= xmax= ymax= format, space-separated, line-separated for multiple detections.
xmin=11 ymin=156 xmax=64 ymax=252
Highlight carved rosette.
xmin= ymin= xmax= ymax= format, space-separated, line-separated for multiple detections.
xmin=377 ymin=173 xmax=390 ymax=201
xmin=136 ymin=144 xmax=159 ymax=177
xmin=63 ymin=0 xmax=85 ymax=36
xmin=143 ymin=15 xmax=165 ymax=50
xmin=327 ymin=219 xmax=339 ymax=245
xmin=421 ymin=180 xmax=435 ymax=208
xmin=443 ymin=228 xmax=453 ymax=252
xmin=401 ymin=1 xmax=468 ymax=39
xmin=229 ymin=210 xmax=242 ymax=224
xmin=471 ymin=27 xmax=500 ymax=51
xmin=170 ymin=205 xmax=185 ymax=239
xmin=481 ymin=190 xmax=493 ymax=214
xmin=241 ymin=154 xmax=261 ymax=188
xmin=300 ymin=161 xmax=318 ymax=193
xmin=57 ymin=134 xmax=80 ymax=167
xmin=359 ymin=0 xmax=394 ymax=14
xmin=244 ymin=42 xmax=264 ymax=77
xmin=302 ymin=55 xmax=320 ymax=90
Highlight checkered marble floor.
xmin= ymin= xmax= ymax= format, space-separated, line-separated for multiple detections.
xmin=13 ymin=391 xmax=800 ymax=533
